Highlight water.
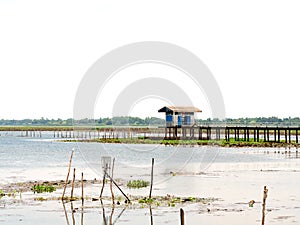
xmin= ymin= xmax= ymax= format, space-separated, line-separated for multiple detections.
xmin=1 ymin=132 xmax=300 ymax=224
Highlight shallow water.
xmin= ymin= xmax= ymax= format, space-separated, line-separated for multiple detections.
xmin=1 ymin=132 xmax=300 ymax=224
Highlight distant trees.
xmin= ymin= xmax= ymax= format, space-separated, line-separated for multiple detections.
xmin=0 ymin=116 xmax=299 ymax=127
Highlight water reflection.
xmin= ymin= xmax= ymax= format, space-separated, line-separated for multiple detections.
xmin=100 ymin=200 xmax=127 ymax=225
xmin=62 ymin=200 xmax=127 ymax=225
xmin=284 ymin=150 xmax=300 ymax=159
xmin=149 ymin=206 xmax=153 ymax=225
xmin=62 ymin=201 xmax=70 ymax=225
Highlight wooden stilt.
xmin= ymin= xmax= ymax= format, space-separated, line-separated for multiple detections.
xmin=149 ymin=158 xmax=154 ymax=199
xmin=62 ymin=148 xmax=74 ymax=200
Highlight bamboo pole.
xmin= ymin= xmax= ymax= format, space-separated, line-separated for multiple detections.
xmin=81 ymin=182 xmax=84 ymax=225
xmin=81 ymin=172 xmax=84 ymax=202
xmin=70 ymin=168 xmax=76 ymax=200
xmin=261 ymin=186 xmax=268 ymax=225
xmin=104 ymin=171 xmax=130 ymax=203
xmin=180 ymin=208 xmax=185 ymax=225
xmin=110 ymin=158 xmax=115 ymax=204
xmin=100 ymin=164 xmax=107 ymax=199
xmin=62 ymin=148 xmax=74 ymax=199
xmin=149 ymin=158 xmax=154 ymax=199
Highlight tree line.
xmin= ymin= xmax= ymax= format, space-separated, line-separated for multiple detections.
xmin=0 ymin=116 xmax=299 ymax=126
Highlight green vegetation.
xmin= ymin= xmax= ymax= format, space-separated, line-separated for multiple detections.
xmin=0 ymin=189 xmax=18 ymax=198
xmin=137 ymin=195 xmax=213 ymax=207
xmin=67 ymin=137 xmax=300 ymax=148
xmin=1 ymin=116 xmax=300 ymax=127
xmin=0 ymin=116 xmax=165 ymax=127
xmin=138 ymin=197 xmax=154 ymax=204
xmin=34 ymin=197 xmax=47 ymax=201
xmin=32 ymin=184 xmax=56 ymax=193
xmin=127 ymin=180 xmax=150 ymax=189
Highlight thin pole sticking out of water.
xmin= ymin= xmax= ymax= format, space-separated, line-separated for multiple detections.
xmin=100 ymin=164 xmax=107 ymax=198
xmin=104 ymin=171 xmax=131 ymax=203
xmin=81 ymin=172 xmax=84 ymax=202
xmin=81 ymin=173 xmax=84 ymax=225
xmin=71 ymin=168 xmax=76 ymax=199
xmin=261 ymin=186 xmax=268 ymax=225
xmin=149 ymin=158 xmax=154 ymax=199
xmin=110 ymin=158 xmax=115 ymax=204
xmin=180 ymin=208 xmax=185 ymax=225
xmin=62 ymin=148 xmax=74 ymax=200
xmin=81 ymin=179 xmax=84 ymax=225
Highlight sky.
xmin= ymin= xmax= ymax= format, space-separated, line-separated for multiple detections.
xmin=0 ymin=0 xmax=300 ymax=120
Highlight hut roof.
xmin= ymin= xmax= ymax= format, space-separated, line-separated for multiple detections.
xmin=158 ymin=106 xmax=202 ymax=113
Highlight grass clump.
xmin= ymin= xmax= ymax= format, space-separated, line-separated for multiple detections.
xmin=127 ymin=180 xmax=150 ymax=189
xmin=0 ymin=189 xmax=4 ymax=198
xmin=32 ymin=184 xmax=56 ymax=193
xmin=138 ymin=197 xmax=154 ymax=204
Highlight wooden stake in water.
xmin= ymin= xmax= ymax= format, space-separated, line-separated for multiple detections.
xmin=100 ymin=164 xmax=107 ymax=199
xmin=261 ymin=186 xmax=268 ymax=225
xmin=149 ymin=158 xmax=154 ymax=199
xmin=62 ymin=148 xmax=74 ymax=200
xmin=104 ymin=171 xmax=131 ymax=203
xmin=110 ymin=158 xmax=115 ymax=204
xmin=81 ymin=173 xmax=84 ymax=225
xmin=81 ymin=172 xmax=84 ymax=202
xmin=180 ymin=208 xmax=185 ymax=225
xmin=71 ymin=168 xmax=76 ymax=199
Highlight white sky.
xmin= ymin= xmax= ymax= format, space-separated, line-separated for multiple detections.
xmin=0 ymin=0 xmax=300 ymax=120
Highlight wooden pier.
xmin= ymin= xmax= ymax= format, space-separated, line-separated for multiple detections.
xmin=164 ymin=126 xmax=300 ymax=143
xmin=2 ymin=125 xmax=300 ymax=144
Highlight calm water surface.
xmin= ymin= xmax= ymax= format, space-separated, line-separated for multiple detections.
xmin=1 ymin=131 xmax=300 ymax=225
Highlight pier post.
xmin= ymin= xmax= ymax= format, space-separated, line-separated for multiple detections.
xmin=284 ymin=129 xmax=287 ymax=143
xmin=199 ymin=127 xmax=202 ymax=140
xmin=247 ymin=128 xmax=250 ymax=141
xmin=234 ymin=128 xmax=237 ymax=141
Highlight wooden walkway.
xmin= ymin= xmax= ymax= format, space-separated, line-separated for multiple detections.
xmin=3 ymin=126 xmax=300 ymax=144
xmin=165 ymin=126 xmax=300 ymax=143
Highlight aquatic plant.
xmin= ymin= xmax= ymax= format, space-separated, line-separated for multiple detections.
xmin=138 ymin=197 xmax=154 ymax=204
xmin=0 ymin=189 xmax=4 ymax=197
xmin=127 ymin=180 xmax=150 ymax=189
xmin=32 ymin=184 xmax=56 ymax=193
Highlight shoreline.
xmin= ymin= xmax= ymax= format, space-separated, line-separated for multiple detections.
xmin=61 ymin=137 xmax=300 ymax=148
